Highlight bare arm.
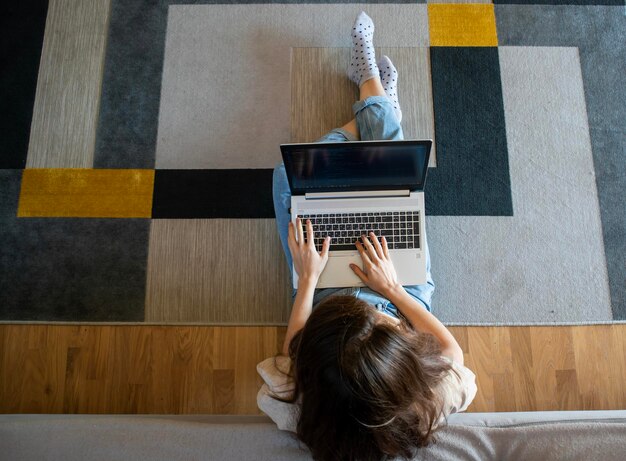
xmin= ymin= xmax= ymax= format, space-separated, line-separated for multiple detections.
xmin=350 ymin=233 xmax=464 ymax=364
xmin=282 ymin=277 xmax=316 ymax=355
xmin=281 ymin=218 xmax=330 ymax=356
xmin=383 ymin=285 xmax=463 ymax=364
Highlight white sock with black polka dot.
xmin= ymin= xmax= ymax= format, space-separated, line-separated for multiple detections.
xmin=378 ymin=55 xmax=402 ymax=122
xmin=348 ymin=11 xmax=379 ymax=87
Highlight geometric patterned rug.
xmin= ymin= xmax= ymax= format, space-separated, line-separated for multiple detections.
xmin=1 ymin=1 xmax=624 ymax=325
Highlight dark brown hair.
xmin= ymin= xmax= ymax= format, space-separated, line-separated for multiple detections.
xmin=286 ymin=295 xmax=453 ymax=461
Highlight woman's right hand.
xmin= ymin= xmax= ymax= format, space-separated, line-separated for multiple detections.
xmin=288 ymin=217 xmax=330 ymax=284
xmin=350 ymin=232 xmax=402 ymax=297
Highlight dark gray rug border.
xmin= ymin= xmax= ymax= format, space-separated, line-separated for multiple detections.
xmin=0 ymin=217 xmax=151 ymax=322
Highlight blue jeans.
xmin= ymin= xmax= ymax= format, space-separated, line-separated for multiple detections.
xmin=273 ymin=96 xmax=435 ymax=316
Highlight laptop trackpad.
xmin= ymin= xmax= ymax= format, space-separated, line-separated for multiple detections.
xmin=315 ymin=251 xmax=424 ymax=289
xmin=317 ymin=252 xmax=364 ymax=288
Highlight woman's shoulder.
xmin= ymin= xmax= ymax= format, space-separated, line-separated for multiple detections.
xmin=257 ymin=355 xmax=294 ymax=396
xmin=436 ymin=356 xmax=478 ymax=416
xmin=256 ymin=356 xmax=299 ymax=432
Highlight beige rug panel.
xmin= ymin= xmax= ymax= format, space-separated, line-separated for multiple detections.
xmin=27 ymin=0 xmax=111 ymax=168
xmin=291 ymin=47 xmax=436 ymax=166
xmin=145 ymin=220 xmax=292 ymax=324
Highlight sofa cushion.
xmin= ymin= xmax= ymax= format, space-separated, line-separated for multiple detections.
xmin=1 ymin=413 xmax=625 ymax=461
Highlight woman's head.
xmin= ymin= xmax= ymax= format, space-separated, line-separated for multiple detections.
xmin=288 ymin=295 xmax=452 ymax=461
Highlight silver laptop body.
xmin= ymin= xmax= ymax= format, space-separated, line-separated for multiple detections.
xmin=280 ymin=140 xmax=432 ymax=289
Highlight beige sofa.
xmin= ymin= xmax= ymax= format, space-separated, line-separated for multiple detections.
xmin=2 ymin=411 xmax=626 ymax=460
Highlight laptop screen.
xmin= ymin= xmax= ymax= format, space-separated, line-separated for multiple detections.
xmin=280 ymin=140 xmax=431 ymax=195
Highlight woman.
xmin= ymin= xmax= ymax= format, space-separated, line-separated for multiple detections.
xmin=258 ymin=12 xmax=477 ymax=461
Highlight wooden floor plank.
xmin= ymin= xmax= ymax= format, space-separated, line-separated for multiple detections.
xmin=510 ymin=327 xmax=537 ymax=412
xmin=464 ymin=327 xmax=495 ymax=412
xmin=612 ymin=326 xmax=626 ymax=406
xmin=555 ymin=369 xmax=582 ymax=410
xmin=571 ymin=325 xmax=616 ymax=411
xmin=493 ymin=372 xmax=517 ymax=413
xmin=530 ymin=326 xmax=576 ymax=411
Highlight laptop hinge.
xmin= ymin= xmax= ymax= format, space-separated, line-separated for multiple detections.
xmin=305 ymin=190 xmax=411 ymax=200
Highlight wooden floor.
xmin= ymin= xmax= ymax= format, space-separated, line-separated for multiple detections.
xmin=1 ymin=324 xmax=625 ymax=414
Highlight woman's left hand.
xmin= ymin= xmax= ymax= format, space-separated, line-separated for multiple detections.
xmin=288 ymin=217 xmax=330 ymax=283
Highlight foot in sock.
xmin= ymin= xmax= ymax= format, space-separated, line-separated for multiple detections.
xmin=378 ymin=55 xmax=402 ymax=122
xmin=349 ymin=11 xmax=379 ymax=87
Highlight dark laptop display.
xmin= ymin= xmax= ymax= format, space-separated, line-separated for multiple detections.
xmin=281 ymin=140 xmax=431 ymax=195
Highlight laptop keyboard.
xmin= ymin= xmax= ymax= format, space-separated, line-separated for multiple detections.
xmin=298 ymin=211 xmax=420 ymax=252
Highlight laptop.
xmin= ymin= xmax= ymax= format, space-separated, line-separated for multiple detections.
xmin=280 ymin=139 xmax=432 ymax=289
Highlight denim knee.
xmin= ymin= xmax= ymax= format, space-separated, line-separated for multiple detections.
xmin=315 ymin=127 xmax=358 ymax=143
xmin=353 ymin=96 xmax=403 ymax=141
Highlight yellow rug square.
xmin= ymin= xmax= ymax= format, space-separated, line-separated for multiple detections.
xmin=17 ymin=169 xmax=155 ymax=218
xmin=428 ymin=4 xmax=498 ymax=47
